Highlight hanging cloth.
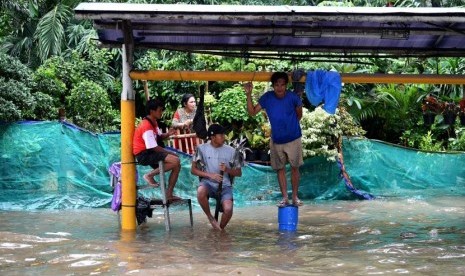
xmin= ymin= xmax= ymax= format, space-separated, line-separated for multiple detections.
xmin=305 ymin=70 xmax=342 ymax=114
xmin=193 ymin=84 xmax=208 ymax=139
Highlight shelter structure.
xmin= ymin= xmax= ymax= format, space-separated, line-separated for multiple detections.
xmin=74 ymin=3 xmax=465 ymax=230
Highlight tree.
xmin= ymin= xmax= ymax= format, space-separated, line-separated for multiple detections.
xmin=0 ymin=0 xmax=82 ymax=67
xmin=67 ymin=80 xmax=118 ymax=132
xmin=0 ymin=52 xmax=55 ymax=121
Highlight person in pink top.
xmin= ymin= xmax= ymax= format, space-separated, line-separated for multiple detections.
xmin=171 ymin=93 xmax=198 ymax=154
xmin=133 ymin=99 xmax=181 ymax=200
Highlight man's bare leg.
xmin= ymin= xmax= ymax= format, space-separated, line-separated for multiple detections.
xmin=291 ymin=166 xmax=302 ymax=205
xmin=143 ymin=168 xmax=159 ymax=187
xmin=219 ymin=199 xmax=233 ymax=230
xmin=163 ymin=154 xmax=181 ymax=200
xmin=197 ymin=186 xmax=221 ymax=230
xmin=277 ymin=168 xmax=289 ymax=205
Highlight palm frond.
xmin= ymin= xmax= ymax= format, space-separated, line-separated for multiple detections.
xmin=66 ymin=23 xmax=97 ymax=54
xmin=35 ymin=4 xmax=73 ymax=61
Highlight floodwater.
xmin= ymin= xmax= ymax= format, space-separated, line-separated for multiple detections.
xmin=1 ymin=196 xmax=464 ymax=275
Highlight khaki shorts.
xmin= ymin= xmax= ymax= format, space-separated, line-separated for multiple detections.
xmin=270 ymin=137 xmax=304 ymax=170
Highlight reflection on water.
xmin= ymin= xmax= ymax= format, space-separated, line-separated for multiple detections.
xmin=1 ymin=196 xmax=464 ymax=275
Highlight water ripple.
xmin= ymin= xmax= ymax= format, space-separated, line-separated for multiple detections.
xmin=0 ymin=242 xmax=33 ymax=249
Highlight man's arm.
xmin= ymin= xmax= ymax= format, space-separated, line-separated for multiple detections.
xmin=244 ymin=82 xmax=262 ymax=116
xmin=296 ymin=105 xmax=303 ymax=121
xmin=191 ymin=161 xmax=208 ymax=178
xmin=191 ymin=161 xmax=223 ymax=183
xmin=224 ymin=167 xmax=242 ymax=177
xmin=159 ymin=127 xmax=175 ymax=140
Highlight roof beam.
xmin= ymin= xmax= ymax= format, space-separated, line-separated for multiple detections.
xmin=130 ymin=70 xmax=465 ymax=85
xmin=75 ymin=4 xmax=465 ymax=23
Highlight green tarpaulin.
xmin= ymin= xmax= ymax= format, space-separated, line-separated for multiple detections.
xmin=1 ymin=121 xmax=464 ymax=210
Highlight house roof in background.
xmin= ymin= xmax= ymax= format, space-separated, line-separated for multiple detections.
xmin=74 ymin=3 xmax=465 ymax=59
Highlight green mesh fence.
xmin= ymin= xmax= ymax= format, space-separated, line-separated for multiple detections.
xmin=343 ymin=138 xmax=465 ymax=198
xmin=0 ymin=121 xmax=464 ymax=210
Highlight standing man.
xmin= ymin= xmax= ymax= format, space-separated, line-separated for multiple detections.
xmin=133 ymin=99 xmax=181 ymax=201
xmin=244 ymin=72 xmax=304 ymax=207
xmin=191 ymin=124 xmax=242 ymax=230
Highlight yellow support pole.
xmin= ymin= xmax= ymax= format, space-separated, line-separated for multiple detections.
xmin=130 ymin=70 xmax=465 ymax=85
xmin=120 ymin=22 xmax=137 ymax=231
xmin=120 ymin=100 xmax=136 ymax=230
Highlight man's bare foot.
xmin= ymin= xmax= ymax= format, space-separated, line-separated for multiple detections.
xmin=167 ymin=195 xmax=182 ymax=202
xmin=208 ymin=217 xmax=222 ymax=230
xmin=143 ymin=174 xmax=159 ymax=187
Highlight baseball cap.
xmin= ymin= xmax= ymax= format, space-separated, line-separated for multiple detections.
xmin=207 ymin=124 xmax=225 ymax=137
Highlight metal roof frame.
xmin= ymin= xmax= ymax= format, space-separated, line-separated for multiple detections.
xmin=75 ymin=3 xmax=465 ymax=58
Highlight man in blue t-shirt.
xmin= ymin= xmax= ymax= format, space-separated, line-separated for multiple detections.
xmin=244 ymin=72 xmax=304 ymax=207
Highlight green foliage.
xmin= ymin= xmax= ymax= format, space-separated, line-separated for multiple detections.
xmin=33 ymin=64 xmax=67 ymax=103
xmin=337 ymin=107 xmax=366 ymax=137
xmin=31 ymin=92 xmax=56 ymax=120
xmin=449 ymin=127 xmax=465 ymax=151
xmin=75 ymin=48 xmax=116 ymax=91
xmin=301 ymin=107 xmax=365 ymax=161
xmin=400 ymin=122 xmax=449 ymax=152
xmin=244 ymin=131 xmax=269 ymax=150
xmin=400 ymin=129 xmax=423 ymax=148
xmin=419 ymin=131 xmax=444 ymax=152
xmin=376 ymin=84 xmax=422 ymax=124
xmin=0 ymin=53 xmax=35 ymax=121
xmin=0 ymin=52 xmax=33 ymax=84
xmin=67 ymin=80 xmax=118 ymax=132
xmin=35 ymin=3 xmax=73 ymax=62
xmin=318 ymin=1 xmax=354 ymax=7
xmin=211 ymin=84 xmax=265 ymax=128
xmin=301 ymin=107 xmax=342 ymax=161
xmin=0 ymin=0 xmax=82 ymax=66
xmin=32 ymin=50 xmax=119 ymax=126
xmin=0 ymin=97 xmax=22 ymax=122
xmin=34 ymin=56 xmax=75 ymax=92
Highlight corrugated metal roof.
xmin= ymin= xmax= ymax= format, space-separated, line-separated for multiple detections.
xmin=74 ymin=3 xmax=465 ymax=58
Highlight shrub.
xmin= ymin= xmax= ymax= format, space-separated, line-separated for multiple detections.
xmin=301 ymin=106 xmax=365 ymax=161
xmin=0 ymin=53 xmax=36 ymax=121
xmin=67 ymin=80 xmax=118 ymax=132
xmin=211 ymin=84 xmax=265 ymax=129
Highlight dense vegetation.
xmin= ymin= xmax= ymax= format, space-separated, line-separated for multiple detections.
xmin=1 ymin=0 xmax=465 ymax=153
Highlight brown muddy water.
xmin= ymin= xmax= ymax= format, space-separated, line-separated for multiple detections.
xmin=1 ymin=196 xmax=464 ymax=275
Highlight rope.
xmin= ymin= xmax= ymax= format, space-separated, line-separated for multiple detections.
xmin=336 ymin=136 xmax=375 ymax=200
xmin=120 ymin=161 xmax=138 ymax=164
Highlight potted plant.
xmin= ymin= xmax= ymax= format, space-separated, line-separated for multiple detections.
xmin=257 ymin=137 xmax=271 ymax=162
xmin=421 ymin=94 xmax=441 ymax=127
xmin=459 ymin=98 xmax=465 ymax=126
xmin=258 ymin=123 xmax=271 ymax=162
xmin=442 ymin=101 xmax=459 ymax=126
xmin=244 ymin=131 xmax=269 ymax=161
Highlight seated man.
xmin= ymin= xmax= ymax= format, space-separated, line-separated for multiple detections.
xmin=133 ymin=99 xmax=181 ymax=201
xmin=191 ymin=124 xmax=242 ymax=230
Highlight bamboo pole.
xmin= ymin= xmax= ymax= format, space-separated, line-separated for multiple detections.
xmin=143 ymin=80 xmax=150 ymax=101
xmin=130 ymin=70 xmax=465 ymax=85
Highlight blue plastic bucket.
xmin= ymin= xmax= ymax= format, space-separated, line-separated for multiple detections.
xmin=278 ymin=205 xmax=299 ymax=231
